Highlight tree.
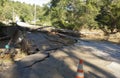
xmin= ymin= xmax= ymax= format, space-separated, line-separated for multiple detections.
xmin=0 ymin=1 xmax=44 ymax=23
xmin=95 ymin=0 xmax=120 ymax=35
xmin=0 ymin=0 xmax=10 ymax=20
xmin=0 ymin=0 xmax=8 ymax=6
xmin=44 ymin=0 xmax=101 ymax=31
xmin=44 ymin=0 xmax=82 ymax=30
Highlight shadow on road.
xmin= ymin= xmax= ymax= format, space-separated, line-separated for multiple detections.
xmin=0 ymin=53 xmax=76 ymax=78
xmin=79 ymin=39 xmax=120 ymax=63
xmin=60 ymin=45 xmax=116 ymax=78
xmin=0 ymin=41 xmax=117 ymax=78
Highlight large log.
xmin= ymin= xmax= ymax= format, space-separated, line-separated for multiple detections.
xmin=17 ymin=22 xmax=41 ymax=30
xmin=17 ymin=22 xmax=81 ymax=37
xmin=0 ymin=36 xmax=10 ymax=41
xmin=51 ymin=28 xmax=81 ymax=37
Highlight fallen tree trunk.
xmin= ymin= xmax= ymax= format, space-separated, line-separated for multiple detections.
xmin=17 ymin=23 xmax=81 ymax=37
xmin=0 ymin=36 xmax=10 ymax=41
xmin=52 ymin=28 xmax=81 ymax=37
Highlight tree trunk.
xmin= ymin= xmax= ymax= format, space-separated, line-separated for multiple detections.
xmin=104 ymin=33 xmax=110 ymax=40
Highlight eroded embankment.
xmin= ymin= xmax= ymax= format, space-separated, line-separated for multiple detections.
xmin=0 ymin=26 xmax=77 ymax=72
